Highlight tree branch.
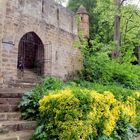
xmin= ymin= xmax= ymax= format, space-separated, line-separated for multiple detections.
xmin=120 ymin=0 xmax=127 ymax=6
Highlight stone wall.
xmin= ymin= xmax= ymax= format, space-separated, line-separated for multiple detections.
xmin=0 ymin=0 xmax=83 ymax=85
xmin=0 ymin=0 xmax=7 ymax=85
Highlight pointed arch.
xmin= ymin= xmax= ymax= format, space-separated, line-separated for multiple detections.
xmin=17 ymin=32 xmax=44 ymax=76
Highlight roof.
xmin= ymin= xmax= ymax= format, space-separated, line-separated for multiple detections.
xmin=76 ymin=5 xmax=88 ymax=14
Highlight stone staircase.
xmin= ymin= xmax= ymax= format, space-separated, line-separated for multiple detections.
xmin=0 ymin=77 xmax=37 ymax=140
xmin=9 ymin=69 xmax=39 ymax=88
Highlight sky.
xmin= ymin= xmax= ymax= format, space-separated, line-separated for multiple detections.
xmin=62 ymin=0 xmax=140 ymax=7
xmin=62 ymin=1 xmax=68 ymax=7
xmin=127 ymin=0 xmax=140 ymax=6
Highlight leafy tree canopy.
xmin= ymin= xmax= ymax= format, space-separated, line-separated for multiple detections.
xmin=68 ymin=0 xmax=140 ymax=63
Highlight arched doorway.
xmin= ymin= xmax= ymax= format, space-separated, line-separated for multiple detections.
xmin=17 ymin=32 xmax=44 ymax=78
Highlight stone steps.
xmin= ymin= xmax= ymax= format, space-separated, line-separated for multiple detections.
xmin=17 ymin=69 xmax=39 ymax=82
xmin=16 ymin=79 xmax=38 ymax=84
xmin=9 ymin=82 xmax=36 ymax=88
xmin=0 ymin=88 xmax=29 ymax=98
xmin=0 ymin=87 xmax=36 ymax=140
xmin=0 ymin=105 xmax=18 ymax=112
xmin=0 ymin=130 xmax=34 ymax=140
xmin=8 ymin=69 xmax=38 ymax=88
xmin=0 ymin=112 xmax=21 ymax=121
xmin=0 ymin=121 xmax=36 ymax=133
xmin=0 ymin=89 xmax=25 ymax=113
xmin=0 ymin=98 xmax=21 ymax=105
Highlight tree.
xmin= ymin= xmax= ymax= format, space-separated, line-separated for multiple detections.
xmin=68 ymin=0 xmax=140 ymax=63
xmin=113 ymin=0 xmax=129 ymax=58
xmin=67 ymin=0 xmax=98 ymax=39
xmin=120 ymin=4 xmax=140 ymax=63
xmin=68 ymin=0 xmax=115 ymax=42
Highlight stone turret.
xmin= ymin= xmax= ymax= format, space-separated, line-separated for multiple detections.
xmin=76 ymin=5 xmax=89 ymax=39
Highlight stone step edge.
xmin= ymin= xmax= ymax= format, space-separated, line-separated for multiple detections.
xmin=0 ymin=88 xmax=31 ymax=98
xmin=0 ymin=105 xmax=19 ymax=112
xmin=0 ymin=130 xmax=34 ymax=140
xmin=0 ymin=94 xmax=23 ymax=98
xmin=0 ymin=112 xmax=21 ymax=121
xmin=0 ymin=90 xmax=29 ymax=94
xmin=0 ymin=120 xmax=36 ymax=132
xmin=8 ymin=83 xmax=36 ymax=88
xmin=0 ymin=120 xmax=36 ymax=126
xmin=0 ymin=98 xmax=21 ymax=105
xmin=0 ymin=112 xmax=21 ymax=115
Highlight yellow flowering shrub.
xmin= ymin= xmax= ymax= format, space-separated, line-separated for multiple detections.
xmin=38 ymin=88 xmax=139 ymax=139
xmin=133 ymin=92 xmax=140 ymax=131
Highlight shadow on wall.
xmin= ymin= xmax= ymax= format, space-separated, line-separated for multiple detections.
xmin=0 ymin=72 xmax=4 ymax=86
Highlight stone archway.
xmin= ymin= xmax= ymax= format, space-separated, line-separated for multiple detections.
xmin=17 ymin=32 xmax=44 ymax=78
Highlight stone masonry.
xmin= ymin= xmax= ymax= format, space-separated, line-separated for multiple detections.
xmin=0 ymin=0 xmax=89 ymax=87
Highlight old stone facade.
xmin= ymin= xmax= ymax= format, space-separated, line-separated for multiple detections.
xmin=0 ymin=0 xmax=89 ymax=86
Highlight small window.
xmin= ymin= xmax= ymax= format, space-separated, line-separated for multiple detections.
xmin=57 ymin=8 xmax=59 ymax=20
xmin=42 ymin=0 xmax=45 ymax=13
xmin=81 ymin=16 xmax=83 ymax=22
xmin=55 ymin=51 xmax=58 ymax=61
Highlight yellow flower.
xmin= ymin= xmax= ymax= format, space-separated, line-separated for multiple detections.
xmin=38 ymin=88 xmax=139 ymax=138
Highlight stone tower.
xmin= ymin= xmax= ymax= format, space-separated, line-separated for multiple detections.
xmin=76 ymin=5 xmax=89 ymax=39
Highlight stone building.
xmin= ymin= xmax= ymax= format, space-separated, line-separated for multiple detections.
xmin=0 ymin=0 xmax=89 ymax=87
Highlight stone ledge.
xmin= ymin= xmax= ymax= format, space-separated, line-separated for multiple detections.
xmin=0 ymin=105 xmax=18 ymax=112
xmin=0 ymin=88 xmax=30 ymax=98
xmin=0 ymin=112 xmax=21 ymax=121
xmin=0 ymin=121 xmax=36 ymax=132
xmin=0 ymin=130 xmax=34 ymax=140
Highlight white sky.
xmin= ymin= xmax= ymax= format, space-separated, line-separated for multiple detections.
xmin=127 ymin=0 xmax=140 ymax=5
xmin=62 ymin=0 xmax=68 ymax=7
xmin=62 ymin=0 xmax=140 ymax=7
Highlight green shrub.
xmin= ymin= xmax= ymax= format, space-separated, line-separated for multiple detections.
xmin=32 ymin=88 xmax=139 ymax=140
xmin=19 ymin=76 xmax=139 ymax=121
xmin=70 ymin=80 xmax=135 ymax=100
xmin=77 ymin=38 xmax=140 ymax=90
xmin=19 ymin=76 xmax=64 ymax=119
xmin=82 ymin=53 xmax=140 ymax=90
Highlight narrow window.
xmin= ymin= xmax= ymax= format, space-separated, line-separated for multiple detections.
xmin=55 ymin=51 xmax=58 ymax=61
xmin=81 ymin=16 xmax=83 ymax=22
xmin=57 ymin=8 xmax=59 ymax=20
xmin=42 ymin=0 xmax=44 ymax=13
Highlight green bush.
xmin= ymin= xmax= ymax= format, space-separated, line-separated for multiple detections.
xmin=19 ymin=76 xmax=140 ymax=139
xmin=82 ymin=53 xmax=140 ymax=90
xmin=69 ymin=80 xmax=134 ymax=100
xmin=32 ymin=88 xmax=139 ymax=140
xmin=19 ymin=75 xmax=139 ymax=120
xmin=19 ymin=76 xmax=64 ymax=119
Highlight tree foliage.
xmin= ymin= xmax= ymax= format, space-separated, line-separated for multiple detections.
xmin=68 ymin=0 xmax=140 ymax=63
xmin=68 ymin=0 xmax=115 ymax=42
